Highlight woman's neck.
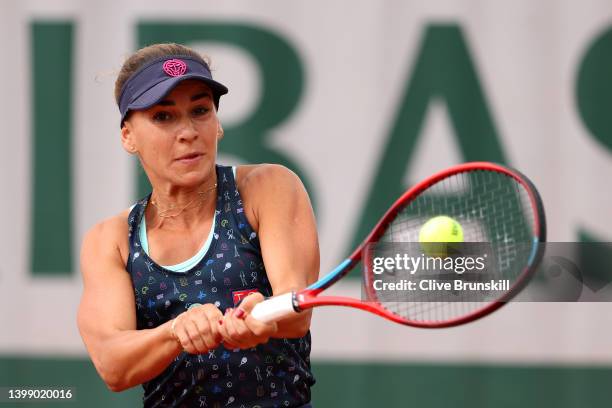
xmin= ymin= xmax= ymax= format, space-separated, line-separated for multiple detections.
xmin=147 ymin=182 xmax=217 ymax=230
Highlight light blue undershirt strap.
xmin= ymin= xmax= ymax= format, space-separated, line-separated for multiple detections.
xmin=139 ymin=207 xmax=216 ymax=273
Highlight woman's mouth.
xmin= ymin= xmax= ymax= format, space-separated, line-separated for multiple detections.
xmin=175 ymin=153 xmax=203 ymax=164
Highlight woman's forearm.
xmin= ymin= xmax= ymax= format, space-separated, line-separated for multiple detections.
xmin=94 ymin=320 xmax=181 ymax=392
xmin=272 ymin=310 xmax=312 ymax=339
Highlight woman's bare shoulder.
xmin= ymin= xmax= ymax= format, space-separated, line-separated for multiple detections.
xmin=236 ymin=164 xmax=301 ymax=191
xmin=81 ymin=208 xmax=133 ymax=266
xmin=234 ymin=164 xmax=309 ymax=230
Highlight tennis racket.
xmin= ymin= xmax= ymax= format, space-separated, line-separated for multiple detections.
xmin=251 ymin=162 xmax=546 ymax=328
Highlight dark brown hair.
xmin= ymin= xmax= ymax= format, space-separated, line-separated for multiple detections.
xmin=114 ymin=43 xmax=211 ymax=105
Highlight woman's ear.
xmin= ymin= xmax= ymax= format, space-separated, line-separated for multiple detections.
xmin=217 ymin=123 xmax=224 ymax=140
xmin=121 ymin=122 xmax=138 ymax=154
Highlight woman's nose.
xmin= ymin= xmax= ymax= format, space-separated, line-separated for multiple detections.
xmin=177 ymin=118 xmax=199 ymax=142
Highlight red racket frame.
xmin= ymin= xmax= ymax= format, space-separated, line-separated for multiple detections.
xmin=293 ymin=162 xmax=546 ymax=328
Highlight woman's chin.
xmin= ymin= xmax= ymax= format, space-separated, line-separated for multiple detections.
xmin=171 ymin=168 xmax=215 ymax=188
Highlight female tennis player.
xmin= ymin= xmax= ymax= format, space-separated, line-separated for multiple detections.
xmin=77 ymin=43 xmax=319 ymax=408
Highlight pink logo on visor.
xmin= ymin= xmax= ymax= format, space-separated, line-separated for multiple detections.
xmin=162 ymin=59 xmax=187 ymax=77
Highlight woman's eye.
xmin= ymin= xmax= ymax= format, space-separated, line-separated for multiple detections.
xmin=192 ymin=106 xmax=209 ymax=116
xmin=152 ymin=111 xmax=172 ymax=122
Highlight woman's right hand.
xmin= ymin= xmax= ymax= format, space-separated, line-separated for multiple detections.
xmin=170 ymin=304 xmax=224 ymax=354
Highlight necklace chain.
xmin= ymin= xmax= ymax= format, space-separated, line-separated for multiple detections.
xmin=150 ymin=183 xmax=217 ymax=219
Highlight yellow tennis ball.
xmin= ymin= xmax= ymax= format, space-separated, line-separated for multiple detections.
xmin=419 ymin=216 xmax=464 ymax=256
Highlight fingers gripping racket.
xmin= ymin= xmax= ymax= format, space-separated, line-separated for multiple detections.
xmin=251 ymin=162 xmax=546 ymax=328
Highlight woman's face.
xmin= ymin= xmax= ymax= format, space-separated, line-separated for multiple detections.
xmin=121 ymin=79 xmax=221 ymax=189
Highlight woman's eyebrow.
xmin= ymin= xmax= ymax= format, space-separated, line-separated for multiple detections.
xmin=191 ymin=92 xmax=212 ymax=102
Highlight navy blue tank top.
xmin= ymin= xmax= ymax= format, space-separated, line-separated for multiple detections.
xmin=126 ymin=165 xmax=315 ymax=408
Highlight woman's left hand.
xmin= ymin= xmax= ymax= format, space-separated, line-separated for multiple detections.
xmin=218 ymin=292 xmax=278 ymax=350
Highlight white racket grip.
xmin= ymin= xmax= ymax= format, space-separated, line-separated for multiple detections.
xmin=250 ymin=292 xmax=299 ymax=323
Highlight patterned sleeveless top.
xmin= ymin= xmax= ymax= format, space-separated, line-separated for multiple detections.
xmin=126 ymin=165 xmax=315 ymax=408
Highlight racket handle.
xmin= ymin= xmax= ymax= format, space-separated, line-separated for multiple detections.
xmin=251 ymin=292 xmax=299 ymax=323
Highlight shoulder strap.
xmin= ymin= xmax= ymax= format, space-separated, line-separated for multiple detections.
xmin=216 ymin=164 xmax=241 ymax=203
xmin=126 ymin=195 xmax=150 ymax=272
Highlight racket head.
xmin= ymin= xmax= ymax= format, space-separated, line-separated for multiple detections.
xmin=300 ymin=162 xmax=546 ymax=328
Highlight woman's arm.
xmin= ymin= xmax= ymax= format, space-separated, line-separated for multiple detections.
xmin=220 ymin=164 xmax=319 ymax=347
xmin=252 ymin=164 xmax=319 ymax=337
xmin=77 ymin=215 xmax=223 ymax=391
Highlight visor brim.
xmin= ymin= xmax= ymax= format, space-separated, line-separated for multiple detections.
xmin=124 ymin=74 xmax=228 ymax=121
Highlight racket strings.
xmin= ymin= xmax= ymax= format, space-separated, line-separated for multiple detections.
xmin=371 ymin=170 xmax=536 ymax=323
